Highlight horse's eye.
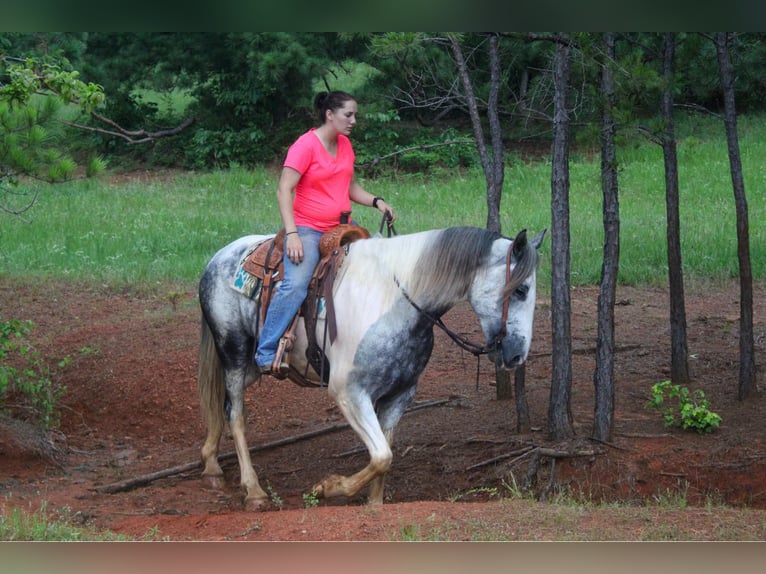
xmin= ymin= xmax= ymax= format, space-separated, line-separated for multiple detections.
xmin=514 ymin=284 xmax=529 ymax=300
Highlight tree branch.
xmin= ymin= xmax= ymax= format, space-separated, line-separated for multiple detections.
xmin=63 ymin=114 xmax=195 ymax=144
xmin=356 ymin=139 xmax=473 ymax=169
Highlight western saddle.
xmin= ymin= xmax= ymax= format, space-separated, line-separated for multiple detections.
xmin=242 ymin=223 xmax=371 ymax=385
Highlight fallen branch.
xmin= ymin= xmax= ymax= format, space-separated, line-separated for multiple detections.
xmin=617 ymin=432 xmax=675 ymax=439
xmin=529 ymin=343 xmax=641 ymax=359
xmin=466 ymin=446 xmax=535 ymax=471
xmin=96 ymin=398 xmax=450 ymax=494
xmin=466 ymin=445 xmax=600 ymax=472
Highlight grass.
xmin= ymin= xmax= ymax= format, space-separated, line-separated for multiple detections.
xmin=0 ymin=502 xmax=137 ymax=541
xmin=2 ymin=113 xmax=765 ymax=292
xmin=389 ymin=481 xmax=766 ymax=541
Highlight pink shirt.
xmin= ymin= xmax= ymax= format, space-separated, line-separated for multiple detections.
xmin=284 ymin=129 xmax=354 ymax=232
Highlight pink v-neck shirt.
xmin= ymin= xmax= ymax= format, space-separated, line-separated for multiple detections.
xmin=284 ymin=128 xmax=355 ymax=232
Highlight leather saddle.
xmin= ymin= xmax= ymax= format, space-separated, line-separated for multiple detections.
xmin=242 ymin=223 xmax=371 ymax=384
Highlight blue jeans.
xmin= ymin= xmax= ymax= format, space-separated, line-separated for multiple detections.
xmin=255 ymin=226 xmax=323 ymax=367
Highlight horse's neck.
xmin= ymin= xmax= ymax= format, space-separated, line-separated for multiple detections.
xmin=390 ymin=239 xmax=474 ymax=317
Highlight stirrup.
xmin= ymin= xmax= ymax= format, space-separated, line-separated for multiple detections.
xmin=270 ymin=348 xmax=289 ymax=379
xmin=270 ymin=313 xmax=299 ymax=379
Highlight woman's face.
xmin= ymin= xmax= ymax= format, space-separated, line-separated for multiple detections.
xmin=326 ymin=99 xmax=358 ymax=136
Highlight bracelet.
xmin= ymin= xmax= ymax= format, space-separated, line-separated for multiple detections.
xmin=285 ymin=231 xmax=298 ymax=236
xmin=372 ymin=196 xmax=384 ymax=209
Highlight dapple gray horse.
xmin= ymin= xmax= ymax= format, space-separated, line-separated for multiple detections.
xmin=197 ymin=226 xmax=545 ymax=508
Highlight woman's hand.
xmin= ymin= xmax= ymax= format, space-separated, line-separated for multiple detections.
xmin=375 ymin=199 xmax=395 ymax=222
xmin=285 ymin=233 xmax=303 ymax=264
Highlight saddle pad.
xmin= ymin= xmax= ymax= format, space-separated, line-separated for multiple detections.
xmin=230 ymin=240 xmax=267 ymax=299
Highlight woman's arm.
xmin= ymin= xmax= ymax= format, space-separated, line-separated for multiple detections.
xmin=277 ymin=167 xmax=304 ymax=264
xmin=349 ymin=178 xmax=395 ymax=221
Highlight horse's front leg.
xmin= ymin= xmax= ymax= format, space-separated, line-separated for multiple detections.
xmin=313 ymin=389 xmax=392 ymax=504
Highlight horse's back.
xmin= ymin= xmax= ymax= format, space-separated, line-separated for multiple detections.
xmin=199 ymin=234 xmax=274 ymax=321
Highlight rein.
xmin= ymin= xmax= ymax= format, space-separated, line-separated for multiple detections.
xmin=397 ymin=238 xmax=515 ymax=357
xmin=393 ymin=240 xmax=515 ymax=387
xmin=394 ymin=276 xmax=500 ymax=357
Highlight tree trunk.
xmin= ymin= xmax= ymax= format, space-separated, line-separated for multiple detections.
xmin=450 ymin=36 xmax=496 ymax=231
xmin=593 ymin=32 xmax=620 ymax=442
xmin=715 ymin=32 xmax=758 ymax=400
xmin=486 ymin=34 xmax=504 ymax=234
xmin=514 ymin=365 xmax=531 ymax=433
xmin=451 ymin=35 xmax=519 ymax=406
xmin=548 ymin=35 xmax=575 ymax=440
xmin=662 ymin=32 xmax=691 ymax=387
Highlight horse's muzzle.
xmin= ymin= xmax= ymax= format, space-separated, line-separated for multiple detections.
xmin=500 ymin=334 xmax=528 ymax=369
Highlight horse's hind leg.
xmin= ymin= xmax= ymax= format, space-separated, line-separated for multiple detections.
xmin=221 ymin=369 xmax=269 ymax=509
xmin=201 ymin=423 xmax=225 ymax=490
xmin=229 ymin=409 xmax=269 ymax=509
xmin=366 ymin=428 xmax=395 ymax=504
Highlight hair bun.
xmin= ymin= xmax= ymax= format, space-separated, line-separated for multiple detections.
xmin=314 ymin=91 xmax=329 ymax=110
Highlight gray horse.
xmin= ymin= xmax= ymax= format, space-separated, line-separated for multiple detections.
xmin=197 ymin=226 xmax=545 ymax=509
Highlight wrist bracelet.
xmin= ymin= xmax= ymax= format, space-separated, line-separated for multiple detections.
xmin=285 ymin=231 xmax=298 ymax=236
xmin=372 ymin=196 xmax=384 ymax=209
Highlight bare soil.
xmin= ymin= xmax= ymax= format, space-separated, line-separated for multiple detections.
xmin=1 ymin=278 xmax=765 ymax=540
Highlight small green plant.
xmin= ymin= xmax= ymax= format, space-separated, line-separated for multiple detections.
xmin=647 ymin=380 xmax=721 ymax=434
xmin=1 ymin=318 xmax=66 ymax=429
xmin=302 ymin=489 xmax=319 ymax=509
xmin=266 ymin=485 xmax=283 ymax=508
xmin=166 ymin=289 xmax=186 ymax=311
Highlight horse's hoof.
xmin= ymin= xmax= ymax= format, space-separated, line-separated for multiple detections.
xmin=313 ymin=474 xmax=345 ymax=499
xmin=202 ymin=474 xmax=226 ymax=491
xmin=243 ymin=496 xmax=270 ymax=512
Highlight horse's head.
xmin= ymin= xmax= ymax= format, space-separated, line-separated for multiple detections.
xmin=471 ymin=228 xmax=546 ymax=369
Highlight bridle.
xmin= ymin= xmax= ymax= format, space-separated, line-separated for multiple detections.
xmin=394 ymin=240 xmax=515 ymax=359
xmin=393 ymin=238 xmax=518 ymax=389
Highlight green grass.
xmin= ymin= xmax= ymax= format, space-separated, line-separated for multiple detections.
xmin=1 ymin=114 xmax=764 ymax=293
xmin=388 ymin=484 xmax=766 ymax=541
xmin=0 ymin=502 xmax=138 ymax=541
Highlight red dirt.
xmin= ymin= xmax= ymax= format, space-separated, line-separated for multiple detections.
xmin=1 ymin=278 xmax=765 ymax=540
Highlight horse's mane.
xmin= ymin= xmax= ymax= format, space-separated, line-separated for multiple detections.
xmin=343 ymin=226 xmax=538 ymax=314
xmin=405 ymin=227 xmax=499 ymax=310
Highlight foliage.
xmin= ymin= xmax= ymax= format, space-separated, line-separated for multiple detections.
xmin=6 ymin=32 xmax=766 ymax=171
xmin=1 ymin=54 xmax=107 ymax=214
xmin=79 ymin=32 xmax=365 ymax=167
xmin=0 ymin=502 xmax=149 ymax=541
xmin=0 ymin=318 xmax=66 ymax=430
xmin=302 ymin=489 xmax=320 ymax=508
xmin=647 ymin=380 xmax=722 ymax=434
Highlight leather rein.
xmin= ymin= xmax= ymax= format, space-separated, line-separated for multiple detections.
xmin=394 ymin=241 xmax=514 ymax=359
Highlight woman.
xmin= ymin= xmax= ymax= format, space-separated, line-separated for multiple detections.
xmin=255 ymin=90 xmax=395 ymax=377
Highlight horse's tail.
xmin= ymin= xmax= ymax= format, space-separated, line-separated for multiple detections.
xmin=198 ymin=316 xmax=226 ymax=438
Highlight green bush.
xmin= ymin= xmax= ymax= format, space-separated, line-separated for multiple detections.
xmin=0 ymin=318 xmax=66 ymax=430
xmin=647 ymin=380 xmax=721 ymax=434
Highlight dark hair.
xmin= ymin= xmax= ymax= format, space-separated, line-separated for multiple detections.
xmin=314 ymin=91 xmax=355 ymax=124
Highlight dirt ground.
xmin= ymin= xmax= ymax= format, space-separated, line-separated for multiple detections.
xmin=1 ymin=277 xmax=765 ymax=541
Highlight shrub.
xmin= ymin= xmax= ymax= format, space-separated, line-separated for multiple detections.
xmin=647 ymin=380 xmax=721 ymax=434
xmin=0 ymin=318 xmax=66 ymax=430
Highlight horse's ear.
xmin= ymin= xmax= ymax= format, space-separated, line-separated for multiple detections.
xmin=531 ymin=229 xmax=547 ymax=250
xmin=512 ymin=229 xmax=528 ymax=258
